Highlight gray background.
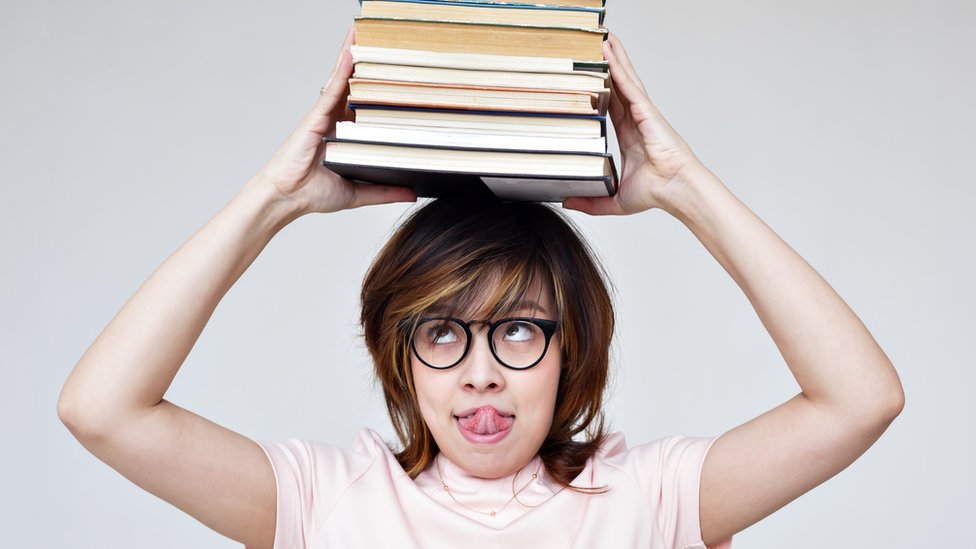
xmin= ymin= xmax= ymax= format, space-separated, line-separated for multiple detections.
xmin=2 ymin=0 xmax=973 ymax=547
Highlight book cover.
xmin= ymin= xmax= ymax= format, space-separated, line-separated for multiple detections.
xmin=323 ymin=154 xmax=618 ymax=201
xmin=323 ymin=137 xmax=617 ymax=182
xmin=360 ymin=0 xmax=605 ymax=26
xmin=410 ymin=0 xmax=606 ymax=8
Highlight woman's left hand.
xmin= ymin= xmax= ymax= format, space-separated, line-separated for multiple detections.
xmin=563 ymin=33 xmax=711 ymax=216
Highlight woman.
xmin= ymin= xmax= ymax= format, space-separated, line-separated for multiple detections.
xmin=57 ymin=29 xmax=904 ymax=549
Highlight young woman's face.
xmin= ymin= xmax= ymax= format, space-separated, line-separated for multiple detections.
xmin=411 ymin=284 xmax=562 ymax=479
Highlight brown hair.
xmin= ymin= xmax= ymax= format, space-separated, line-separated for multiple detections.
xmin=360 ymin=197 xmax=614 ymax=491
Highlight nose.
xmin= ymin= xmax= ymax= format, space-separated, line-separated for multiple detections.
xmin=457 ymin=325 xmax=506 ymax=392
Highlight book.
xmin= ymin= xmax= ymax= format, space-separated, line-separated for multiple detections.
xmin=360 ymin=0 xmax=604 ymax=27
xmin=350 ymin=45 xmax=608 ymax=74
xmin=335 ymin=121 xmax=606 ymax=152
xmin=352 ymin=62 xmax=608 ymax=92
xmin=323 ymin=138 xmax=618 ymax=201
xmin=433 ymin=0 xmax=606 ymax=8
xmin=324 ymin=138 xmax=614 ymax=176
xmin=348 ymin=78 xmax=608 ymax=115
xmin=360 ymin=0 xmax=603 ymax=27
xmin=340 ymin=0 xmax=618 ymax=201
xmin=354 ymin=17 xmax=607 ymax=61
xmin=349 ymin=105 xmax=606 ymax=138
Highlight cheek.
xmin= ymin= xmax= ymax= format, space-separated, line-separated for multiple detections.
xmin=519 ymin=360 xmax=562 ymax=432
xmin=411 ymin=360 xmax=451 ymax=426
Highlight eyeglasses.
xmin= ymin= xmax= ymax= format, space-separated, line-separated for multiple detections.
xmin=403 ymin=316 xmax=559 ymax=370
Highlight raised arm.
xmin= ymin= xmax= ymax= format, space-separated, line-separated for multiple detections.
xmin=56 ymin=28 xmax=414 ymax=549
xmin=565 ymin=34 xmax=904 ymax=546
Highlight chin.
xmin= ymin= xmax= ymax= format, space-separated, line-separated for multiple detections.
xmin=445 ymin=436 xmax=540 ymax=479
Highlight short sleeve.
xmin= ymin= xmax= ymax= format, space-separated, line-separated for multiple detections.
xmin=609 ymin=435 xmax=731 ymax=549
xmin=654 ymin=436 xmax=731 ymax=549
xmin=253 ymin=438 xmax=373 ymax=549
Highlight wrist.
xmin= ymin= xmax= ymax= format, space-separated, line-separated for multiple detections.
xmin=238 ymin=175 xmax=308 ymax=235
xmin=654 ymin=164 xmax=728 ymax=223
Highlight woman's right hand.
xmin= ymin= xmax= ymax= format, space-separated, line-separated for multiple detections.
xmin=255 ymin=27 xmax=416 ymax=215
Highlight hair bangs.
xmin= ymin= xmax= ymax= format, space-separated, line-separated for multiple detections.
xmin=418 ymin=249 xmax=554 ymax=325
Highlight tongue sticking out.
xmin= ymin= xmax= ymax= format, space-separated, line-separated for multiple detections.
xmin=457 ymin=407 xmax=514 ymax=435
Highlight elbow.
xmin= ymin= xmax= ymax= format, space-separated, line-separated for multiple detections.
xmin=57 ymin=386 xmax=114 ymax=443
xmin=881 ymin=378 xmax=905 ymax=422
xmin=57 ymin=390 xmax=92 ymax=441
xmin=828 ymin=361 xmax=905 ymax=430
xmin=860 ymin=366 xmax=906 ymax=430
xmin=875 ymin=357 xmax=906 ymax=423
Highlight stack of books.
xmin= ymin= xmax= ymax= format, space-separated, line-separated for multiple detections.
xmin=323 ymin=0 xmax=618 ymax=202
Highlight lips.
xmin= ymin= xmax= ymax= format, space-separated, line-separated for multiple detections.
xmin=455 ymin=406 xmax=515 ymax=443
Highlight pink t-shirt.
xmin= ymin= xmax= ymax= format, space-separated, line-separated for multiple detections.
xmin=255 ymin=429 xmax=732 ymax=549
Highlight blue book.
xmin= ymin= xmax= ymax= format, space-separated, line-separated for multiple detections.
xmin=359 ymin=0 xmax=605 ymax=25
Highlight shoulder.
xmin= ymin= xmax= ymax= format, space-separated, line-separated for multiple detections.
xmin=589 ymin=432 xmax=719 ymax=495
xmin=597 ymin=432 xmax=718 ymax=464
xmin=252 ymin=429 xmax=404 ymax=548
xmin=254 ymin=428 xmax=400 ymax=504
xmin=588 ymin=433 xmax=725 ymax=549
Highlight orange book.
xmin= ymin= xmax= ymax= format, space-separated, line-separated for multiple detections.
xmin=354 ymin=17 xmax=607 ymax=62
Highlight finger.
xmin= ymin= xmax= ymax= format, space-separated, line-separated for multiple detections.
xmin=607 ymin=75 xmax=641 ymax=150
xmin=349 ymin=183 xmax=418 ymax=209
xmin=324 ymin=25 xmax=356 ymax=93
xmin=604 ymin=38 xmax=648 ymax=106
xmin=303 ymin=27 xmax=356 ymax=131
xmin=316 ymin=34 xmax=355 ymax=113
xmin=605 ymin=44 xmax=670 ymax=132
xmin=606 ymin=33 xmax=647 ymax=96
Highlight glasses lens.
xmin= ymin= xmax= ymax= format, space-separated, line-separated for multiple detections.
xmin=492 ymin=320 xmax=547 ymax=369
xmin=413 ymin=319 xmax=468 ymax=368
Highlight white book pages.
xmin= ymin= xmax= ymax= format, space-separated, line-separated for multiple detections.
xmin=352 ymin=62 xmax=608 ymax=92
xmin=350 ymin=45 xmax=575 ymax=73
xmin=336 ymin=121 xmax=605 ymax=153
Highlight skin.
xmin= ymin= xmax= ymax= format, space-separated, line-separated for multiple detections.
xmin=411 ymin=291 xmax=562 ymax=480
xmin=57 ymin=26 xmax=904 ymax=549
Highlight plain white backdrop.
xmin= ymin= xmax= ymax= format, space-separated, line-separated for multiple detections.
xmin=2 ymin=1 xmax=974 ymax=547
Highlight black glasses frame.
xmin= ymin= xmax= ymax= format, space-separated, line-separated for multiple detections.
xmin=403 ymin=316 xmax=559 ymax=370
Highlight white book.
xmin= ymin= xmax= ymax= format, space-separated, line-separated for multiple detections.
xmin=350 ymin=44 xmax=577 ymax=73
xmin=352 ymin=107 xmax=604 ymax=138
xmin=352 ymin=62 xmax=608 ymax=92
xmin=336 ymin=121 xmax=606 ymax=153
xmin=325 ymin=140 xmax=613 ymax=179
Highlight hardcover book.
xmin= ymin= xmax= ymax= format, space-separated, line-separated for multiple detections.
xmin=323 ymin=138 xmax=618 ymax=201
xmin=360 ymin=0 xmax=605 ymax=27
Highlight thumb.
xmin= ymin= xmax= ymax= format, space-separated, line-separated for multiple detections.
xmin=562 ymin=196 xmax=626 ymax=216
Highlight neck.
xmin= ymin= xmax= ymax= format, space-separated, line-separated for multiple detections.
xmin=434 ymin=453 xmax=544 ymax=517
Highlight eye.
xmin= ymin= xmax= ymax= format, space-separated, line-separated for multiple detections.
xmin=425 ymin=322 xmax=461 ymax=345
xmin=501 ymin=321 xmax=537 ymax=342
